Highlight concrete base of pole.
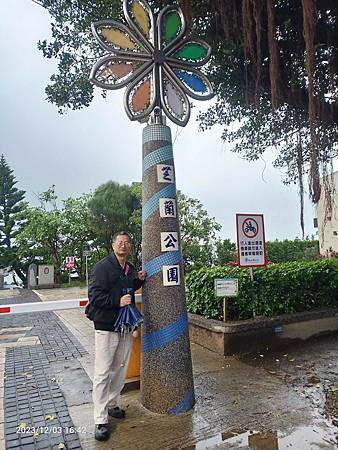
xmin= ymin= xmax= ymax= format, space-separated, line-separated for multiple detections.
xmin=141 ymin=124 xmax=195 ymax=414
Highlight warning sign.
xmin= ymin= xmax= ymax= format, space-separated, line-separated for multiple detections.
xmin=236 ymin=214 xmax=266 ymax=267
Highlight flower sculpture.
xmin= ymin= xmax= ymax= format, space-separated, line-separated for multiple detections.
xmin=90 ymin=0 xmax=213 ymax=127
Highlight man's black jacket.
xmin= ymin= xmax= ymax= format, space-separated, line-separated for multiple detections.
xmin=85 ymin=253 xmax=143 ymax=332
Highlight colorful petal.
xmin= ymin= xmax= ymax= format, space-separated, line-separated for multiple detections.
xmin=123 ymin=0 xmax=154 ymax=53
xmin=132 ymin=78 xmax=151 ymax=112
xmin=166 ymin=83 xmax=184 ymax=117
xmin=170 ymin=67 xmax=214 ymax=100
xmin=172 ymin=39 xmax=211 ymax=66
xmin=157 ymin=6 xmax=186 ymax=53
xmin=164 ymin=11 xmax=181 ymax=43
xmin=160 ymin=66 xmax=190 ymax=127
xmin=124 ymin=66 xmax=156 ymax=121
xmin=132 ymin=2 xmax=151 ymax=38
xmin=102 ymin=28 xmax=136 ymax=50
xmin=175 ymin=70 xmax=207 ymax=93
xmin=91 ymin=20 xmax=150 ymax=54
xmin=90 ymin=55 xmax=152 ymax=90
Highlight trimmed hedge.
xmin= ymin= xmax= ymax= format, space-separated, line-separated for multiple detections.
xmin=186 ymin=260 xmax=338 ymax=320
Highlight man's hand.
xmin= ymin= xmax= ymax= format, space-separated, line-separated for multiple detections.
xmin=138 ymin=270 xmax=147 ymax=281
xmin=120 ymin=294 xmax=132 ymax=307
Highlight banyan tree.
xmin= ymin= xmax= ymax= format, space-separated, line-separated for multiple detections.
xmin=36 ymin=0 xmax=337 ymax=232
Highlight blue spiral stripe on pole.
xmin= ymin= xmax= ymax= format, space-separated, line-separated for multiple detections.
xmin=168 ymin=387 xmax=195 ymax=415
xmin=144 ymin=251 xmax=182 ymax=278
xmin=142 ymin=311 xmax=188 ymax=353
xmin=142 ymin=184 xmax=176 ymax=224
xmin=143 ymin=145 xmax=173 ymax=172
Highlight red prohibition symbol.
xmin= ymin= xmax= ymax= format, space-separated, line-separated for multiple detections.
xmin=242 ymin=217 xmax=259 ymax=238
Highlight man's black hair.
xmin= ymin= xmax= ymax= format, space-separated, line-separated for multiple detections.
xmin=112 ymin=231 xmax=132 ymax=243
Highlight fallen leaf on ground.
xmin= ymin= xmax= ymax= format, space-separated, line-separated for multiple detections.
xmin=18 ymin=422 xmax=27 ymax=430
xmin=58 ymin=443 xmax=65 ymax=449
xmin=44 ymin=415 xmax=55 ymax=421
xmin=307 ymin=375 xmax=321 ymax=386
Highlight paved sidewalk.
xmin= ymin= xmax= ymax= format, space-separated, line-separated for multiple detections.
xmin=1 ymin=288 xmax=338 ymax=449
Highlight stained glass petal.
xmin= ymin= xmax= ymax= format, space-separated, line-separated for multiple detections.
xmin=101 ymin=28 xmax=136 ymax=50
xmin=124 ymin=0 xmax=154 ymax=52
xmin=175 ymin=70 xmax=207 ymax=93
xmin=164 ymin=11 xmax=181 ymax=43
xmin=166 ymin=83 xmax=184 ymax=117
xmin=176 ymin=43 xmax=206 ymax=61
xmin=160 ymin=66 xmax=190 ymax=127
xmin=124 ymin=67 xmax=156 ymax=121
xmin=171 ymin=68 xmax=214 ymax=100
xmin=172 ymin=40 xmax=211 ymax=66
xmin=90 ymin=55 xmax=152 ymax=90
xmin=132 ymin=79 xmax=151 ymax=112
xmin=92 ymin=20 xmax=149 ymax=54
xmin=132 ymin=2 xmax=151 ymax=38
xmin=157 ymin=6 xmax=186 ymax=52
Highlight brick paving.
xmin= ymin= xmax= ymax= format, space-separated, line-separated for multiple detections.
xmin=1 ymin=290 xmax=88 ymax=449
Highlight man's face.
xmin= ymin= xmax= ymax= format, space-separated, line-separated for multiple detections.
xmin=112 ymin=235 xmax=131 ymax=257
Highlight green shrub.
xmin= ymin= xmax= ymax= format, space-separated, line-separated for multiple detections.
xmin=186 ymin=260 xmax=338 ymax=320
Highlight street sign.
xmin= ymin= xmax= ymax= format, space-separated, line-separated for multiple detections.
xmin=83 ymin=244 xmax=92 ymax=257
xmin=65 ymin=256 xmax=75 ymax=269
xmin=214 ymin=278 xmax=238 ymax=297
xmin=236 ymin=214 xmax=267 ymax=268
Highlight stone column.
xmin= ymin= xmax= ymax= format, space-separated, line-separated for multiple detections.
xmin=28 ymin=263 xmax=38 ymax=289
xmin=141 ymin=123 xmax=195 ymax=414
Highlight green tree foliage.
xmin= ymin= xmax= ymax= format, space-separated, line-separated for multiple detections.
xmin=62 ymin=194 xmax=96 ymax=278
xmin=214 ymin=239 xmax=237 ymax=265
xmin=16 ymin=193 xmax=65 ymax=283
xmin=266 ymin=238 xmax=319 ymax=263
xmin=0 ymin=155 xmax=27 ymax=284
xmin=34 ymin=0 xmax=337 ymax=224
xmin=88 ymin=181 xmax=141 ymax=263
xmin=177 ymin=191 xmax=221 ymax=271
xmin=16 ymin=189 xmax=96 ymax=283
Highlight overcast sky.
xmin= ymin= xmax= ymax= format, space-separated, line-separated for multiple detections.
xmin=1 ymin=0 xmax=332 ymax=242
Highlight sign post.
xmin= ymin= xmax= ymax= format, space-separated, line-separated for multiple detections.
xmin=236 ymin=214 xmax=267 ymax=268
xmin=236 ymin=214 xmax=266 ymax=316
xmin=65 ymin=256 xmax=75 ymax=285
xmin=83 ymin=245 xmax=92 ymax=286
xmin=214 ymin=278 xmax=238 ymax=322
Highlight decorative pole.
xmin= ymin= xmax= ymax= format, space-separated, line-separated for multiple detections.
xmin=90 ymin=0 xmax=213 ymax=414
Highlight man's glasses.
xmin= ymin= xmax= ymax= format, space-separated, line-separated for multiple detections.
xmin=115 ymin=241 xmax=131 ymax=247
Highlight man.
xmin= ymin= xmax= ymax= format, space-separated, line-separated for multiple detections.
xmin=85 ymin=231 xmax=146 ymax=441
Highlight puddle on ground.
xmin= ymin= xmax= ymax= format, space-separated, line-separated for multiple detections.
xmin=176 ymin=424 xmax=338 ymax=449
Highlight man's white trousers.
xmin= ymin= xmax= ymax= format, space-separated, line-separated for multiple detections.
xmin=93 ymin=330 xmax=132 ymax=424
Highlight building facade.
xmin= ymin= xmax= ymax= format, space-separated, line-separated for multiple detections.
xmin=316 ymin=171 xmax=338 ymax=256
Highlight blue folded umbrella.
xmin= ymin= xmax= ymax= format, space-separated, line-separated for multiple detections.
xmin=114 ymin=287 xmax=143 ymax=333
